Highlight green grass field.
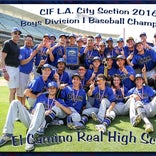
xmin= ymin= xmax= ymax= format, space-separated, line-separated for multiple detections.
xmin=0 ymin=84 xmax=156 ymax=152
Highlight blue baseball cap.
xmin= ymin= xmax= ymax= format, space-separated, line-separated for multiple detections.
xmin=69 ymin=33 xmax=76 ymax=38
xmin=106 ymin=37 xmax=113 ymax=42
xmin=140 ymin=32 xmax=146 ymax=37
xmin=59 ymin=34 xmax=67 ymax=39
xmin=50 ymin=34 xmax=56 ymax=40
xmin=135 ymin=41 xmax=143 ymax=47
xmin=11 ymin=27 xmax=22 ymax=34
xmin=48 ymin=81 xmax=58 ymax=88
xmin=92 ymin=56 xmax=101 ymax=62
xmin=117 ymin=37 xmax=124 ymax=42
xmin=95 ymin=34 xmax=102 ymax=38
xmin=57 ymin=58 xmax=66 ymax=64
xmin=76 ymin=37 xmax=83 ymax=42
xmin=72 ymin=73 xmax=81 ymax=80
xmin=42 ymin=64 xmax=52 ymax=70
xmin=116 ymin=55 xmax=126 ymax=60
xmin=106 ymin=55 xmax=113 ymax=60
xmin=43 ymin=34 xmax=51 ymax=39
xmin=135 ymin=74 xmax=144 ymax=80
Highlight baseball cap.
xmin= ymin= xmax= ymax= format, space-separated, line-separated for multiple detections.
xmin=126 ymin=37 xmax=134 ymax=42
xmin=95 ymin=34 xmax=102 ymax=38
xmin=117 ymin=37 xmax=124 ymax=42
xmin=106 ymin=37 xmax=113 ymax=42
xmin=76 ymin=37 xmax=83 ymax=42
xmin=116 ymin=55 xmax=126 ymax=60
xmin=43 ymin=34 xmax=51 ymax=39
xmin=140 ymin=32 xmax=146 ymax=37
xmin=135 ymin=74 xmax=144 ymax=80
xmin=106 ymin=55 xmax=113 ymax=60
xmin=11 ymin=27 xmax=22 ymax=34
xmin=69 ymin=33 xmax=76 ymax=38
xmin=42 ymin=64 xmax=52 ymax=70
xmin=72 ymin=73 xmax=81 ymax=80
xmin=135 ymin=41 xmax=143 ymax=47
xmin=50 ymin=34 xmax=56 ymax=40
xmin=92 ymin=56 xmax=101 ymax=62
xmin=48 ymin=81 xmax=58 ymax=88
xmin=57 ymin=58 xmax=66 ymax=64
xmin=59 ymin=34 xmax=67 ymax=38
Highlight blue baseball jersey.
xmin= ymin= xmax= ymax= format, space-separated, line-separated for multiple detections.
xmin=112 ymin=86 xmax=128 ymax=103
xmin=92 ymin=86 xmax=116 ymax=108
xmin=33 ymin=45 xmax=48 ymax=66
xmin=105 ymin=47 xmax=118 ymax=58
xmin=50 ymin=70 xmax=69 ymax=84
xmin=49 ymin=46 xmax=65 ymax=67
xmin=124 ymin=46 xmax=137 ymax=58
xmin=27 ymin=76 xmax=51 ymax=95
xmin=33 ymin=93 xmax=67 ymax=110
xmin=84 ymin=49 xmax=99 ymax=69
xmin=61 ymin=85 xmax=86 ymax=113
xmin=86 ymin=66 xmax=104 ymax=78
xmin=116 ymin=65 xmax=135 ymax=90
xmin=19 ymin=46 xmax=34 ymax=74
xmin=127 ymin=85 xmax=155 ymax=104
xmin=132 ymin=49 xmax=156 ymax=71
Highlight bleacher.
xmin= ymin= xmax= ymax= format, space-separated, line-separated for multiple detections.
xmin=0 ymin=13 xmax=68 ymax=42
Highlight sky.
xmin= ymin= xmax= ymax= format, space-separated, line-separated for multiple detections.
xmin=10 ymin=4 xmax=156 ymax=42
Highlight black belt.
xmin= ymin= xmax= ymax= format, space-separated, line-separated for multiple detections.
xmin=6 ymin=64 xmax=19 ymax=68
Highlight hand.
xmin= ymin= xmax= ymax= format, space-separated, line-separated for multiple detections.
xmin=89 ymin=81 xmax=95 ymax=91
xmin=54 ymin=100 xmax=61 ymax=108
xmin=142 ymin=64 xmax=146 ymax=74
xmin=39 ymin=59 xmax=47 ymax=66
xmin=60 ymin=83 xmax=68 ymax=89
xmin=3 ymin=72 xmax=9 ymax=81
xmin=54 ymin=72 xmax=59 ymax=81
xmin=37 ymin=42 xmax=43 ymax=50
xmin=122 ymin=67 xmax=128 ymax=75
xmin=45 ymin=110 xmax=52 ymax=116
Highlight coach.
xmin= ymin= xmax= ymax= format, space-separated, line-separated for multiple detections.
xmin=1 ymin=27 xmax=21 ymax=103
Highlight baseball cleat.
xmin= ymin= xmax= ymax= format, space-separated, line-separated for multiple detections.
xmin=91 ymin=112 xmax=103 ymax=124
xmin=0 ymin=133 xmax=12 ymax=146
xmin=144 ymin=123 xmax=154 ymax=133
xmin=132 ymin=115 xmax=141 ymax=127
xmin=68 ymin=121 xmax=85 ymax=130
xmin=25 ymin=134 xmax=35 ymax=152
xmin=95 ymin=124 xmax=106 ymax=133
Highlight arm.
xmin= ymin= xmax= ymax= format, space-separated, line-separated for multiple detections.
xmin=24 ymin=88 xmax=41 ymax=99
xmin=87 ymin=82 xmax=95 ymax=96
xmin=54 ymin=100 xmax=72 ymax=115
xmin=1 ymin=52 xmax=9 ymax=81
xmin=106 ymin=102 xmax=116 ymax=116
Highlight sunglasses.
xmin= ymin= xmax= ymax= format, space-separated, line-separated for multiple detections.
xmin=96 ymin=79 xmax=104 ymax=83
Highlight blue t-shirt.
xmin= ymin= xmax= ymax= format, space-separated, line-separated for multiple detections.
xmin=61 ymin=85 xmax=86 ymax=113
xmin=28 ymin=76 xmax=51 ymax=95
xmin=132 ymin=49 xmax=156 ymax=71
xmin=19 ymin=46 xmax=34 ymax=74
xmin=92 ymin=86 xmax=116 ymax=108
xmin=127 ymin=85 xmax=155 ymax=104
xmin=112 ymin=86 xmax=128 ymax=103
xmin=34 ymin=45 xmax=48 ymax=66
xmin=34 ymin=93 xmax=67 ymax=110
xmin=49 ymin=46 xmax=65 ymax=67
xmin=124 ymin=46 xmax=137 ymax=58
xmin=116 ymin=65 xmax=135 ymax=90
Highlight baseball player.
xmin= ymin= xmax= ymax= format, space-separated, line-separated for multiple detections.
xmin=116 ymin=55 xmax=135 ymax=90
xmin=0 ymin=81 xmax=71 ymax=152
xmin=95 ymin=74 xmax=129 ymax=133
xmin=127 ymin=74 xmax=156 ymax=133
xmin=79 ymin=74 xmax=116 ymax=128
xmin=47 ymin=34 xmax=67 ymax=68
xmin=24 ymin=64 xmax=52 ymax=108
xmin=60 ymin=73 xmax=87 ymax=129
xmin=82 ymin=36 xmax=99 ymax=69
xmin=33 ymin=34 xmax=51 ymax=78
xmin=131 ymin=41 xmax=156 ymax=89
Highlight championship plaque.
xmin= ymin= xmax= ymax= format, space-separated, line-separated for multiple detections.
xmin=66 ymin=47 xmax=79 ymax=65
